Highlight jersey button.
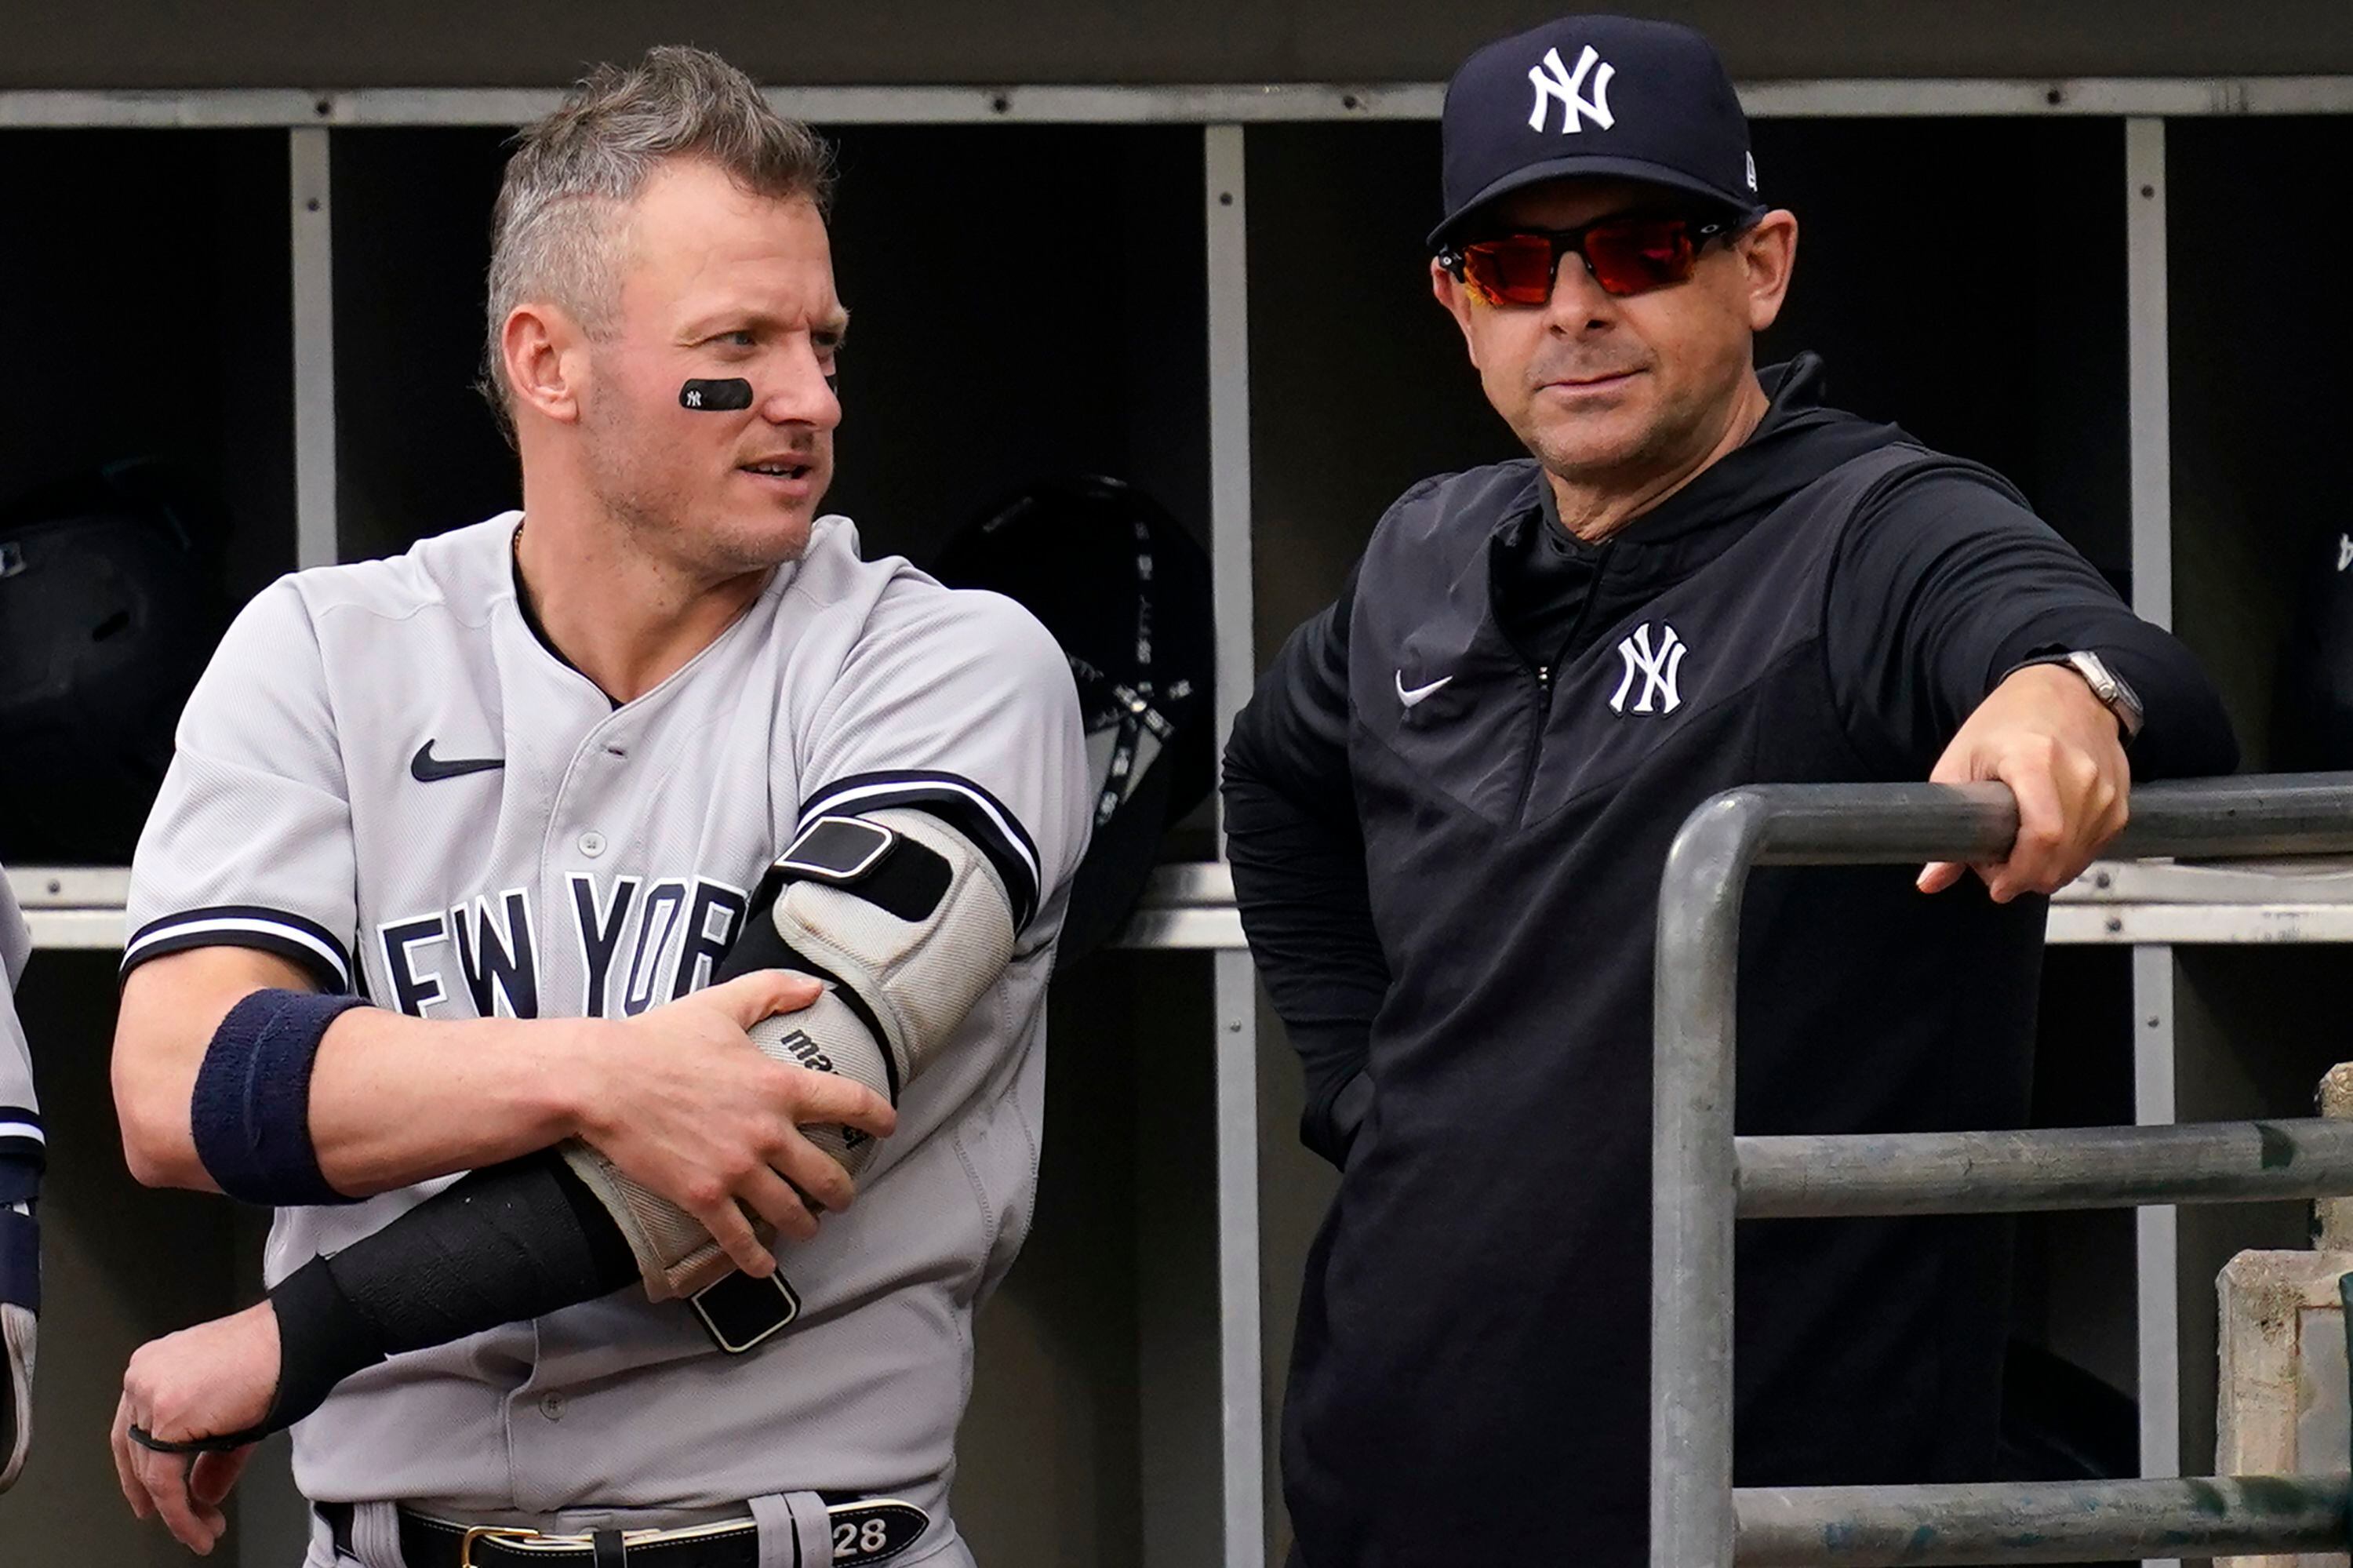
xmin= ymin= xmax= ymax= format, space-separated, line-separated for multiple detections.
xmin=540 ymin=1392 xmax=567 ymax=1421
xmin=578 ymin=831 xmax=606 ymax=858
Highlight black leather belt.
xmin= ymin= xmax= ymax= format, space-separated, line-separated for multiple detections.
xmin=320 ymin=1497 xmax=929 ymax=1568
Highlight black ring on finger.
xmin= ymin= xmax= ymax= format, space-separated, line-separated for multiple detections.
xmin=128 ymin=1422 xmax=270 ymax=1455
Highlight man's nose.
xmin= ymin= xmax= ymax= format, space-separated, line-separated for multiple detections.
xmin=1544 ymin=249 xmax=1619 ymax=327
xmin=761 ymin=341 xmax=842 ymax=429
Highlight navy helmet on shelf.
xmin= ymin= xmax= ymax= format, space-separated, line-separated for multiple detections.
xmin=0 ymin=459 xmax=229 ymax=864
xmin=930 ymin=475 xmax=1213 ymax=962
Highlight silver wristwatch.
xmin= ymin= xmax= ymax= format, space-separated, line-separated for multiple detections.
xmin=2058 ymin=650 xmax=2144 ymax=742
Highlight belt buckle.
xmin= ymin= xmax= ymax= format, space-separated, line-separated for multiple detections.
xmin=459 ymin=1525 xmax=550 ymax=1567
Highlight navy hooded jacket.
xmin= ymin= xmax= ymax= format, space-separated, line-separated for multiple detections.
xmin=1223 ymin=356 xmax=2236 ymax=1566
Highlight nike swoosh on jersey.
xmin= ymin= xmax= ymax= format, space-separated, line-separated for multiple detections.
xmin=1395 ymin=671 xmax=1453 ymax=708
xmin=409 ymin=741 xmax=506 ymax=782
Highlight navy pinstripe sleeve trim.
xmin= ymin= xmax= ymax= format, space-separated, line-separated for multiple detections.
xmin=122 ymin=906 xmax=354 ymax=995
xmin=0 ymin=1108 xmax=40 ymax=1173
xmin=798 ymin=770 xmax=1043 ymax=931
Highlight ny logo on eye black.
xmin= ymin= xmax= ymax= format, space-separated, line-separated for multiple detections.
xmin=409 ymin=740 xmax=505 ymax=783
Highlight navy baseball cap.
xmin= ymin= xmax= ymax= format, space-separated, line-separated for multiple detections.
xmin=1430 ymin=14 xmax=1763 ymax=249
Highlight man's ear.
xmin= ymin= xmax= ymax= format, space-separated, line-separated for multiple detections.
xmin=501 ymin=303 xmax=589 ymax=427
xmin=1431 ymin=258 xmax=1481 ymax=363
xmin=1738 ymin=210 xmax=1799 ymax=335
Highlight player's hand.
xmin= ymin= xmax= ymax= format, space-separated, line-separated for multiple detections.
xmin=1918 ymin=662 xmax=2130 ymax=904
xmin=574 ymin=970 xmax=897 ymax=1279
xmin=113 ymin=1302 xmax=278 ymax=1554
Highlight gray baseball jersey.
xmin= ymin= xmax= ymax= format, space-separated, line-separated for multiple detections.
xmin=125 ymin=514 xmax=1089 ymax=1563
xmin=0 ymin=866 xmax=40 ymax=1493
xmin=0 ymin=870 xmax=36 ymax=1166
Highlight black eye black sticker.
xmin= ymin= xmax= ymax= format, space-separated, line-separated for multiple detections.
xmin=678 ymin=378 xmax=755 ymax=411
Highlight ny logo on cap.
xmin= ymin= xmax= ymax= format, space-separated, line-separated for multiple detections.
xmin=1528 ymin=43 xmax=1616 ymax=134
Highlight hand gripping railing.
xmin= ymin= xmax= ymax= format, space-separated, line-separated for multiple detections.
xmin=1651 ymin=771 xmax=2353 ymax=1567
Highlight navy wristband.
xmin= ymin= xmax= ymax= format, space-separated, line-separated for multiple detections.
xmin=191 ymin=989 xmax=368 ymax=1207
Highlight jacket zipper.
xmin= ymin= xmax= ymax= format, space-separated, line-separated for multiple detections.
xmin=1511 ymin=663 xmax=1552 ymax=822
xmin=1506 ymin=532 xmax=1606 ymax=824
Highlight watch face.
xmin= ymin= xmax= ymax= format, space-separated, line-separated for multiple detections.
xmin=2068 ymin=653 xmax=2141 ymax=737
xmin=690 ymin=1270 xmax=801 ymax=1353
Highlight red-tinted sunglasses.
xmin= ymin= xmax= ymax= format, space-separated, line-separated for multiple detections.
xmin=1438 ymin=210 xmax=1739 ymax=306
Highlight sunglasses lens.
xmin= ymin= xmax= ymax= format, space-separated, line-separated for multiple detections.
xmin=1462 ymin=236 xmax=1558 ymax=306
xmin=1582 ymin=218 xmax=1697 ymax=297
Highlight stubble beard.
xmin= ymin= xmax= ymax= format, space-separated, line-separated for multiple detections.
xmin=1522 ymin=402 xmax=1684 ymax=492
xmin=580 ymin=391 xmax=813 ymax=579
xmin=1518 ymin=367 xmax=1729 ymax=497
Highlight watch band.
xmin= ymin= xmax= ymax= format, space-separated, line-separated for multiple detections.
xmin=2056 ymin=650 xmax=2144 ymax=741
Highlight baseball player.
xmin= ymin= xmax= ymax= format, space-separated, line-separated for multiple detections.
xmin=0 ymin=868 xmax=42 ymax=1495
xmin=107 ymin=47 xmax=1087 ymax=1568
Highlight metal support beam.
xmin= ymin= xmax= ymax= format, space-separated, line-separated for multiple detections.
xmin=289 ymin=126 xmax=336 ymax=569
xmin=7 ymin=78 xmax=2353 ymax=129
xmin=27 ymin=855 xmax=2353 ymax=955
xmin=1213 ymin=949 xmax=1266 ymax=1568
xmin=2125 ymin=120 xmax=2180 ymax=1530
xmin=1737 ymin=1118 xmax=2353 ymax=1217
xmin=1734 ymin=1475 xmax=2351 ymax=1566
xmin=1203 ymin=122 xmax=1265 ymax=1568
xmin=2126 ymin=117 xmax=2169 ymax=630
xmin=2135 ymin=942 xmax=2182 ymax=1522
xmin=1206 ymin=123 xmax=1254 ymax=791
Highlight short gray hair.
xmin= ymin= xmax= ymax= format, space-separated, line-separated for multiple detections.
xmin=479 ymin=45 xmax=835 ymax=439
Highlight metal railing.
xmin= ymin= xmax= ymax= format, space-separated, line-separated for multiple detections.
xmin=1650 ymin=771 xmax=2353 ymax=1567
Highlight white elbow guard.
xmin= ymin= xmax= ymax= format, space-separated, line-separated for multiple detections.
xmin=0 ymin=1299 xmax=28 ymax=1492
xmin=568 ymin=806 xmax=1017 ymax=1299
xmin=740 ymin=807 xmax=1017 ymax=1165
xmin=0 ymin=1195 xmax=34 ymax=1492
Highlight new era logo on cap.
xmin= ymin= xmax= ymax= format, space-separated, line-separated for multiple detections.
xmin=1432 ymin=14 xmax=1763 ymax=249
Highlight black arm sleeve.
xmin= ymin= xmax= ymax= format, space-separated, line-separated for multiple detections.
xmin=261 ymin=1152 xmax=636 ymax=1433
xmin=1824 ymin=469 xmax=2238 ymax=780
xmin=1221 ymin=561 xmax=1391 ymax=1168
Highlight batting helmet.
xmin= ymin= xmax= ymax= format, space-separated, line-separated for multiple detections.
xmin=0 ymin=460 xmax=227 ymax=863
xmin=931 ymin=476 xmax=1213 ymax=961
